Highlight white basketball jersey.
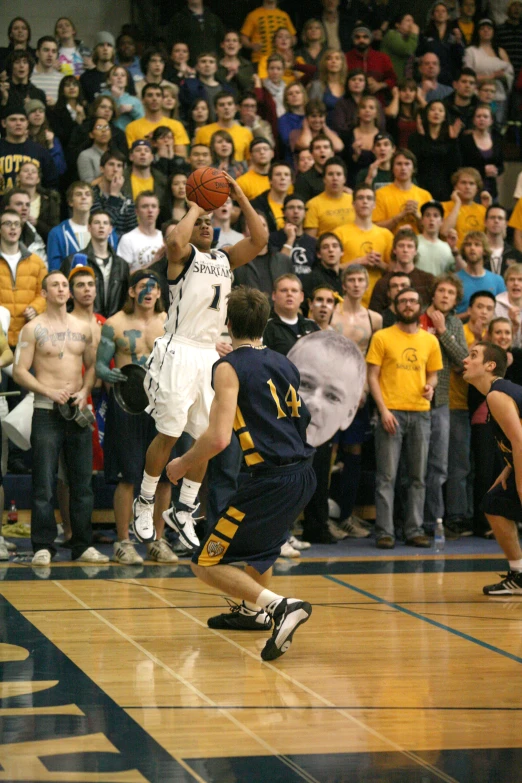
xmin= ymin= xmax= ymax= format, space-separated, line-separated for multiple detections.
xmin=165 ymin=244 xmax=234 ymax=346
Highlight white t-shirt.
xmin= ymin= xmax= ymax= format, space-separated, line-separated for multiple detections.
xmin=2 ymin=251 xmax=22 ymax=280
xmin=216 ymin=228 xmax=244 ymax=249
xmin=117 ymin=227 xmax=163 ymax=273
xmin=68 ymin=220 xmax=90 ymax=252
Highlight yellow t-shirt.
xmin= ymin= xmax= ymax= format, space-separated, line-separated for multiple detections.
xmin=240 ymin=8 xmax=296 ymax=63
xmin=304 ymin=192 xmax=354 ymax=235
xmin=125 ymin=117 xmax=189 ymax=149
xmin=459 ymin=20 xmax=474 ymax=45
xmin=334 ymin=223 xmax=394 ymax=307
xmin=236 ymin=169 xmax=270 ymax=201
xmin=366 ymin=324 xmax=443 ymax=411
xmin=372 ymin=183 xmax=433 ymax=234
xmin=442 ymin=201 xmax=486 ymax=248
xmin=267 ymin=195 xmax=285 ymax=229
xmin=130 ymin=174 xmax=154 ymax=200
xmin=509 ymin=198 xmax=522 ymax=232
xmin=449 ymin=322 xmax=477 ymax=410
xmin=193 ymin=123 xmax=254 ymax=162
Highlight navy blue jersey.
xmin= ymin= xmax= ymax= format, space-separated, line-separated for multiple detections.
xmin=213 ymin=345 xmax=315 ymax=468
xmin=486 ymin=378 xmax=522 ymax=468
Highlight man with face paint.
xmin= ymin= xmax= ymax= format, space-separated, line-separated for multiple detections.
xmin=307 ymin=286 xmax=337 ymax=330
xmin=96 ymin=270 xmax=177 ymax=565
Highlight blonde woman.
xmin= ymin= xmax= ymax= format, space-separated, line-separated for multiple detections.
xmin=307 ymin=48 xmax=347 ymax=124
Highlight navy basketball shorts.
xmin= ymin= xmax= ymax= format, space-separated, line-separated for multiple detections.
xmin=193 ymin=457 xmax=317 ymax=574
xmin=482 ymin=469 xmax=522 ymax=523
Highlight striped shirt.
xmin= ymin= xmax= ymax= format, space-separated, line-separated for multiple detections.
xmin=30 ymin=71 xmax=63 ymax=102
xmin=497 ymin=22 xmax=522 ymax=72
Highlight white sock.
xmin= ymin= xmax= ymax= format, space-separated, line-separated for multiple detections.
xmin=509 ymin=559 xmax=522 ymax=572
xmin=256 ymin=588 xmax=283 ymax=613
xmin=244 ymin=600 xmax=261 ymax=612
xmin=179 ymin=478 xmax=201 ymax=507
xmin=140 ymin=471 xmax=160 ymax=501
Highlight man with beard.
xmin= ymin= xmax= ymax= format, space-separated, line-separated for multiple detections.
xmin=345 ymin=26 xmax=396 ymax=102
xmin=456 ymin=231 xmax=506 ymax=314
xmin=366 ymin=287 xmax=443 ymax=549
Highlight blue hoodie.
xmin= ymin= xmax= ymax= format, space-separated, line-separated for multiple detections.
xmin=47 ymin=219 xmax=119 ymax=271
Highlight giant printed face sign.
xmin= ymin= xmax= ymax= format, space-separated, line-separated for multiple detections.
xmin=288 ymin=331 xmax=366 ymax=447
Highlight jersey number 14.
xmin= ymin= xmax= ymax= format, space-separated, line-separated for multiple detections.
xmin=267 ymin=379 xmax=301 ymax=418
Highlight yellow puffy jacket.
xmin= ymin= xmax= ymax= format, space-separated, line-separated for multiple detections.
xmin=0 ymin=249 xmax=47 ymax=345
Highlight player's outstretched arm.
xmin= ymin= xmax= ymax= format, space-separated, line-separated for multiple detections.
xmin=223 ymin=173 xmax=269 ymax=269
xmin=487 ymin=391 xmax=522 ymax=503
xmin=166 ymin=202 xmax=209 ymax=273
xmin=166 ymin=362 xmax=239 ymax=484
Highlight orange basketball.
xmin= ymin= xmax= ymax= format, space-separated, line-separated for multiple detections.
xmin=185 ymin=167 xmax=230 ymax=211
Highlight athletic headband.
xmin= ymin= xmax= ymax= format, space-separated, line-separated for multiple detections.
xmin=129 ymin=270 xmax=160 ymax=286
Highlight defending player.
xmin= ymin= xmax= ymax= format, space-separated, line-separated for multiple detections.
xmin=166 ymin=286 xmax=316 ymax=661
xmin=463 ymin=342 xmax=522 ymax=595
xmin=133 ymin=174 xmax=268 ymax=546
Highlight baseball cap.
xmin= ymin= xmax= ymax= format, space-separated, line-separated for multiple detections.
xmin=373 ymin=132 xmax=395 ymax=145
xmin=68 ymin=254 xmax=96 ymax=282
xmin=131 ymin=139 xmax=152 ymax=151
xmin=477 ymin=18 xmax=494 ymax=28
xmin=420 ymin=200 xmax=444 ymax=217
xmin=95 ymin=31 xmax=115 ymax=47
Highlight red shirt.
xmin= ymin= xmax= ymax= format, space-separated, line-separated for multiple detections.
xmin=345 ymin=48 xmax=397 ymax=95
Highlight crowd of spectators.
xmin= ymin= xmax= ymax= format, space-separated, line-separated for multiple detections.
xmin=1 ymin=0 xmax=522 ymax=557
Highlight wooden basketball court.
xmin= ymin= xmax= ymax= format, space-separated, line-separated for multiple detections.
xmin=0 ymin=552 xmax=520 ymax=782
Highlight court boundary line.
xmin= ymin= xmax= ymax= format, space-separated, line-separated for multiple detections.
xmin=325 ymin=575 xmax=522 ymax=664
xmin=135 ymin=582 xmax=458 ymax=783
xmin=53 ymin=581 xmax=322 ymax=783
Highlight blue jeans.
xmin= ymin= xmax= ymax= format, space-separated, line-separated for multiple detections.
xmin=446 ymin=409 xmax=472 ymax=522
xmin=31 ymin=408 xmax=93 ymax=559
xmin=424 ymin=404 xmax=450 ymax=524
xmin=375 ymin=410 xmax=431 ymax=540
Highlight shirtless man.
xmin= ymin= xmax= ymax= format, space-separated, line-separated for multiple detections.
xmin=96 ymin=270 xmax=177 ymax=565
xmin=332 ymin=265 xmax=382 ymax=353
xmin=57 ymin=264 xmax=106 ymax=545
xmin=330 ymin=264 xmax=381 ymax=540
xmin=13 ymin=271 xmax=107 ymax=567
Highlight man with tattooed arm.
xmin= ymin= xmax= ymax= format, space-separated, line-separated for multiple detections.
xmin=13 ymin=271 xmax=107 ymax=567
xmin=95 ymin=269 xmax=177 ymax=565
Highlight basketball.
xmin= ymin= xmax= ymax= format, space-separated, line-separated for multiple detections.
xmin=185 ymin=167 xmax=230 ymax=211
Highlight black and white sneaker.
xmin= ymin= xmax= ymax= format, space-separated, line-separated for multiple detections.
xmin=483 ymin=571 xmax=522 ymax=596
xmin=261 ymin=598 xmax=312 ymax=661
xmin=208 ymin=600 xmax=272 ymax=631
xmin=162 ymin=502 xmax=202 ymax=550
xmin=132 ymin=495 xmax=156 ymax=543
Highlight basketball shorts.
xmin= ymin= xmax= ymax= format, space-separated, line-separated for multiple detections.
xmin=104 ymin=390 xmax=170 ymax=485
xmin=482 ymin=469 xmax=522 ymax=523
xmin=193 ymin=457 xmax=317 ymax=574
xmin=145 ymin=335 xmax=218 ymax=439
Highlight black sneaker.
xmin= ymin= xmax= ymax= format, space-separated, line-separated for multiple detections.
xmin=261 ymin=598 xmax=312 ymax=661
xmin=446 ymin=518 xmax=473 ymax=537
xmin=483 ymin=571 xmax=522 ymax=596
xmin=208 ymin=600 xmax=272 ymax=631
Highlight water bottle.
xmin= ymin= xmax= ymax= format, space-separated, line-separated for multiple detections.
xmin=434 ymin=518 xmax=445 ymax=552
xmin=7 ymin=500 xmax=18 ymax=525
